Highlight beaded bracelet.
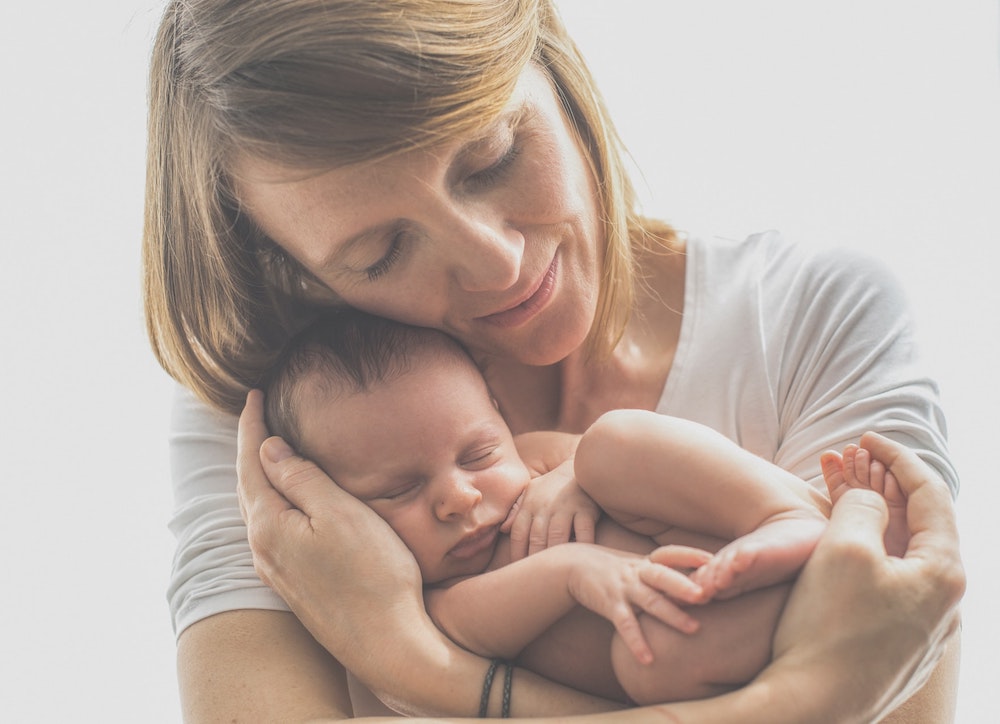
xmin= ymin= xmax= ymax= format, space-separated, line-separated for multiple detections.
xmin=501 ymin=660 xmax=513 ymax=717
xmin=479 ymin=659 xmax=500 ymax=717
xmin=479 ymin=658 xmax=513 ymax=717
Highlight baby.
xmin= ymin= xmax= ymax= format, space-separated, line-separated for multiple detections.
xmin=262 ymin=310 xmax=901 ymax=706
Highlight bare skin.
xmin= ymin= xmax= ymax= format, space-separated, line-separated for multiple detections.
xmin=822 ymin=443 xmax=910 ymax=557
xmin=223 ymin=54 xmax=960 ymax=719
xmin=575 ymin=410 xmax=828 ymax=603
xmin=239 ymin=428 xmax=964 ymax=723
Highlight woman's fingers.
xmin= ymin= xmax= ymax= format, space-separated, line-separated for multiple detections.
xmin=258 ymin=435 xmax=352 ymax=516
xmin=766 ymin=441 xmax=965 ymax=720
xmin=237 ymin=389 xmax=290 ymax=523
xmin=860 ymin=432 xmax=964 ymax=594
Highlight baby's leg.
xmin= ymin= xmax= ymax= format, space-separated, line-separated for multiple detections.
xmin=610 ymin=583 xmax=789 ymax=705
xmin=684 ymin=511 xmax=826 ymax=600
xmin=821 ymin=442 xmax=909 ymax=556
xmin=576 ymin=410 xmax=827 ymax=599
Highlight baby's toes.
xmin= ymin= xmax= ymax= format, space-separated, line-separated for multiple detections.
xmin=820 ymin=451 xmax=848 ymax=502
xmin=841 ymin=445 xmax=861 ymax=487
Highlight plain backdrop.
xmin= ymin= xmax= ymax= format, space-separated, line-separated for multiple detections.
xmin=1 ymin=2 xmax=996 ymax=721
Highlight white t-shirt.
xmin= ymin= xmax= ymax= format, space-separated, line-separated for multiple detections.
xmin=165 ymin=231 xmax=958 ymax=637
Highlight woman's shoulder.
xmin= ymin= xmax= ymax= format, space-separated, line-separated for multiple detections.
xmin=686 ymin=230 xmax=906 ymax=310
xmin=171 ymin=383 xmax=239 ymax=438
xmin=170 ymin=383 xmax=241 ymax=495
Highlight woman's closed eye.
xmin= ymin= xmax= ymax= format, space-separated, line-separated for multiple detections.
xmin=464 ymin=140 xmax=522 ymax=191
xmin=364 ymin=231 xmax=405 ymax=282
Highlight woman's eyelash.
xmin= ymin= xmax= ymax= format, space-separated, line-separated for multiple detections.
xmin=468 ymin=142 xmax=522 ymax=188
xmin=362 ymin=140 xmax=520 ymax=282
xmin=365 ymin=235 xmax=404 ymax=281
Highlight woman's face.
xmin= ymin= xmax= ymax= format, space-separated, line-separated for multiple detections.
xmin=235 ymin=64 xmax=603 ymax=366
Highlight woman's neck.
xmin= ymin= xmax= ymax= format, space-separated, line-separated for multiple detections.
xmin=487 ymin=237 xmax=686 ymax=435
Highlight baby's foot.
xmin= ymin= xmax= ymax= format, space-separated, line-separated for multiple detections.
xmin=821 ymin=443 xmax=909 ymax=556
xmin=690 ymin=511 xmax=826 ymax=600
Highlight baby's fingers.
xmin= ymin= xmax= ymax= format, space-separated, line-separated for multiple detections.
xmin=507 ymin=509 xmax=532 ymax=561
xmin=546 ymin=511 xmax=575 ymax=548
xmin=648 ymin=545 xmax=714 ymax=573
xmin=640 ymin=561 xmax=706 ymax=604
xmin=633 ymin=585 xmax=701 ymax=635
xmin=609 ymin=605 xmax=655 ymax=665
xmin=571 ymin=510 xmax=597 ymax=545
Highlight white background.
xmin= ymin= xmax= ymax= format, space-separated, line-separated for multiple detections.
xmin=1 ymin=2 xmax=996 ymax=721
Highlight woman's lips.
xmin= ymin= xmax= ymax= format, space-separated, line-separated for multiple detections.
xmin=449 ymin=525 xmax=500 ymax=560
xmin=477 ymin=255 xmax=558 ymax=329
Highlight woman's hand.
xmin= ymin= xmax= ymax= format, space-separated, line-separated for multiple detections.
xmin=748 ymin=432 xmax=965 ymax=722
xmin=236 ymin=390 xmax=430 ymax=698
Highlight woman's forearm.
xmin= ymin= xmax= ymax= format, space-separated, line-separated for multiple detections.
xmin=177 ymin=610 xmax=353 ymax=722
xmin=348 ymin=620 xmax=620 ymax=718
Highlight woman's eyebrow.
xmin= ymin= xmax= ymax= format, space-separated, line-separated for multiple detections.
xmin=463 ymin=104 xmax=531 ymax=151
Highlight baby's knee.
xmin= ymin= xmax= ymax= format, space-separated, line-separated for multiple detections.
xmin=576 ymin=410 xmax=646 ymax=498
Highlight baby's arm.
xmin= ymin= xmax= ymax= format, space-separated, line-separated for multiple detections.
xmin=425 ymin=543 xmax=709 ymax=664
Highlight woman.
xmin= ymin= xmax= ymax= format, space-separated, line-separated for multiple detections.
xmin=144 ymin=0 xmax=963 ymax=719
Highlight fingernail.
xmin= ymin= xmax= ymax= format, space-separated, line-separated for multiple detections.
xmin=262 ymin=436 xmax=294 ymax=464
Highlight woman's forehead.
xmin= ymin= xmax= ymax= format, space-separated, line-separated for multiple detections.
xmin=230 ymin=63 xmax=551 ymax=186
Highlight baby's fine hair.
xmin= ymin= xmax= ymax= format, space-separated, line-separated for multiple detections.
xmin=262 ymin=310 xmax=471 ymax=453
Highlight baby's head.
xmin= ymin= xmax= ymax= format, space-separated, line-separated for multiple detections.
xmin=263 ymin=310 xmax=530 ymax=583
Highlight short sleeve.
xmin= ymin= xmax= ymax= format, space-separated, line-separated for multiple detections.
xmin=661 ymin=232 xmax=958 ymax=498
xmin=166 ymin=385 xmax=289 ymax=637
xmin=766 ymin=241 xmax=959 ymax=495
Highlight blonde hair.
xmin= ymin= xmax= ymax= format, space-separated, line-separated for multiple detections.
xmin=143 ymin=0 xmax=675 ymax=414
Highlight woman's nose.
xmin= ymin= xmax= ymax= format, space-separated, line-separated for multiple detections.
xmin=434 ymin=474 xmax=483 ymax=521
xmin=438 ymin=213 xmax=524 ymax=292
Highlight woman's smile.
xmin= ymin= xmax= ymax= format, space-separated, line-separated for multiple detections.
xmin=476 ymin=253 xmax=559 ymax=329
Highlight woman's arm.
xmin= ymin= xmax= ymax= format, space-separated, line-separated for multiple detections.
xmin=177 ymin=610 xmax=353 ymax=721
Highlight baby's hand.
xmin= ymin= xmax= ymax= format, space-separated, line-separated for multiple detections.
xmin=502 ymin=456 xmax=600 ymax=561
xmin=567 ymin=544 xmax=710 ymax=664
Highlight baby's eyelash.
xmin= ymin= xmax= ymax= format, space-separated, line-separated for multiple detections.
xmin=365 ymin=236 xmax=403 ymax=281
